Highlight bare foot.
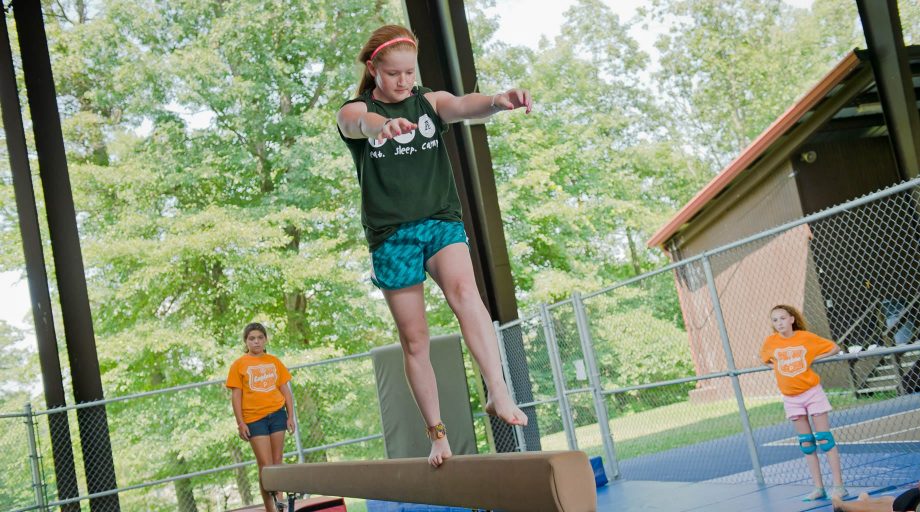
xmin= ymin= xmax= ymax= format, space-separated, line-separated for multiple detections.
xmin=428 ymin=436 xmax=452 ymax=467
xmin=485 ymin=393 xmax=528 ymax=426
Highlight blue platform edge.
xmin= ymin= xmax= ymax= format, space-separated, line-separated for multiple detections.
xmin=591 ymin=456 xmax=609 ymax=487
xmin=365 ymin=501 xmax=470 ymax=512
xmin=366 ymin=455 xmax=609 ymax=512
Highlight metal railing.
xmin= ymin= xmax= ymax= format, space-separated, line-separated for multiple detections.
xmin=3 ymin=178 xmax=919 ymax=511
xmin=496 ymin=177 xmax=920 ymax=487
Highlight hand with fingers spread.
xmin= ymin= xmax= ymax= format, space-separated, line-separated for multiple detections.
xmin=491 ymin=88 xmax=533 ymax=114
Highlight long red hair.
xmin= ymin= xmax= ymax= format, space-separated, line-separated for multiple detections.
xmin=355 ymin=25 xmax=418 ymax=95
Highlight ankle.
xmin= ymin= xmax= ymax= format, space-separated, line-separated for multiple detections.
xmin=426 ymin=422 xmax=447 ymax=441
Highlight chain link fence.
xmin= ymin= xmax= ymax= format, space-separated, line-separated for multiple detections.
xmin=0 ymin=409 xmax=41 ymax=511
xmin=5 ymin=353 xmax=385 ymax=512
xmin=497 ymin=177 xmax=920 ymax=489
xmin=4 ymin=178 xmax=919 ymax=510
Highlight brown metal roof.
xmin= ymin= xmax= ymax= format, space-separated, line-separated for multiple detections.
xmin=646 ymin=51 xmax=864 ymax=249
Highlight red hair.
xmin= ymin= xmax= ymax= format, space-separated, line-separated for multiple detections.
xmin=770 ymin=305 xmax=808 ymax=332
xmin=355 ymin=25 xmax=418 ymax=95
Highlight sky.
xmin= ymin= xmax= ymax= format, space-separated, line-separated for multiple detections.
xmin=1 ymin=0 xmax=817 ymax=345
xmin=482 ymin=0 xmax=815 ymax=53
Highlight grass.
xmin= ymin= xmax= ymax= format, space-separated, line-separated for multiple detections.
xmin=303 ymin=391 xmax=891 ymax=512
xmin=537 ymin=390 xmax=872 ymax=461
xmin=345 ymin=498 xmax=368 ymax=512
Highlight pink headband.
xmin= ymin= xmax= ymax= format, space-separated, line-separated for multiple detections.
xmin=370 ymin=37 xmax=417 ymax=60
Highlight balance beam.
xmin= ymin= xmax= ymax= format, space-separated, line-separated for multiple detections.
xmin=262 ymin=451 xmax=597 ymax=512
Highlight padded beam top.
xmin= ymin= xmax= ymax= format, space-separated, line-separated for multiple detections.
xmin=262 ymin=451 xmax=597 ymax=512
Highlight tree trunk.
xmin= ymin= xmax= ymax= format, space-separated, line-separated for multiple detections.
xmin=283 ymin=226 xmax=312 ymax=344
xmin=285 ymin=291 xmax=310 ymax=343
xmin=173 ymin=456 xmax=198 ymax=512
xmin=625 ymin=227 xmax=643 ymax=277
xmin=297 ymin=387 xmax=328 ymax=463
xmin=229 ymin=443 xmax=253 ymax=505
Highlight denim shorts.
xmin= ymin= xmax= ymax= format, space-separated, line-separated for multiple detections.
xmin=371 ymin=218 xmax=468 ymax=290
xmin=246 ymin=407 xmax=287 ymax=437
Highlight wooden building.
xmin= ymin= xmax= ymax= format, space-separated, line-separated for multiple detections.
xmin=647 ymin=48 xmax=920 ymax=401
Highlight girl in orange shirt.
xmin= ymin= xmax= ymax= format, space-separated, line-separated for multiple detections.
xmin=226 ymin=323 xmax=295 ymax=512
xmin=760 ymin=305 xmax=846 ymax=502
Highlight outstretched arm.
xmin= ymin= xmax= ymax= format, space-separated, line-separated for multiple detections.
xmin=427 ymin=88 xmax=532 ymax=124
xmin=337 ymin=101 xmax=417 ymax=140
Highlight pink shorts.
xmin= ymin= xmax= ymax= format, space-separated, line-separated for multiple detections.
xmin=782 ymin=384 xmax=832 ymax=420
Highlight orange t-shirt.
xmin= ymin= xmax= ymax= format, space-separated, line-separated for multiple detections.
xmin=226 ymin=353 xmax=292 ymax=424
xmin=760 ymin=330 xmax=837 ymax=396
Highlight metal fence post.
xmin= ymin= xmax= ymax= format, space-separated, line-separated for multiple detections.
xmin=494 ymin=321 xmax=526 ymax=451
xmin=541 ymin=303 xmax=578 ymax=450
xmin=702 ymin=255 xmax=765 ymax=485
xmin=572 ymin=292 xmax=620 ymax=479
xmin=24 ymin=403 xmax=47 ymax=511
xmin=287 ymin=383 xmax=305 ymax=464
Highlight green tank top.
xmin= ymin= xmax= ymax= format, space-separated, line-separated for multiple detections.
xmin=339 ymin=86 xmax=463 ymax=251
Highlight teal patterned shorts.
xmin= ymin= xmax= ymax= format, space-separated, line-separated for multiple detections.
xmin=371 ymin=219 xmax=468 ymax=290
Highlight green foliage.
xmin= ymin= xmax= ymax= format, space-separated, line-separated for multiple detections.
xmin=900 ymin=0 xmax=920 ymax=45
xmin=643 ymin=0 xmax=864 ymax=170
xmin=588 ymin=294 xmax=694 ymax=389
xmin=470 ymin=0 xmax=711 ymax=308
xmin=6 ymin=1 xmax=406 ymax=509
xmin=0 ymin=321 xmax=36 ymax=509
xmin=1 ymin=0 xmax=913 ymax=509
xmin=0 ymin=320 xmax=30 ymax=400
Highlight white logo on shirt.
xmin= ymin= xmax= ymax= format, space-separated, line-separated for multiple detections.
xmin=418 ymin=114 xmax=436 ymax=138
xmin=368 ymin=115 xmax=434 ymax=157
xmin=246 ymin=364 xmax=278 ymax=393
xmin=393 ymin=129 xmax=416 ymax=144
xmin=774 ymin=346 xmax=808 ymax=378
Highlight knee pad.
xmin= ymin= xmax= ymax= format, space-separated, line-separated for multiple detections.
xmin=798 ymin=433 xmax=817 ymax=455
xmin=814 ymin=431 xmax=836 ymax=452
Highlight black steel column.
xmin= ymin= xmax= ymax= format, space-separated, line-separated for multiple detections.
xmin=404 ymin=0 xmax=541 ymax=452
xmin=0 ymin=3 xmax=79 ymax=509
xmin=11 ymin=1 xmax=119 ymax=509
xmin=856 ymin=0 xmax=920 ymax=179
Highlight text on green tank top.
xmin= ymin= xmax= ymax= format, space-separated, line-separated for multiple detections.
xmin=341 ymin=86 xmax=462 ymax=251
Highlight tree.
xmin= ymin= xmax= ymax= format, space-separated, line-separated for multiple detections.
xmin=0 ymin=320 xmax=37 ymax=509
xmin=14 ymin=1 xmax=407 ymax=508
xmin=0 ymin=319 xmax=31 ymax=408
xmin=644 ymin=0 xmax=864 ymax=171
xmin=470 ymin=0 xmax=709 ymax=308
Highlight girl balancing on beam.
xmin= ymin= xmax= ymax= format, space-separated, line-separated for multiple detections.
xmin=336 ymin=24 xmax=531 ymax=467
